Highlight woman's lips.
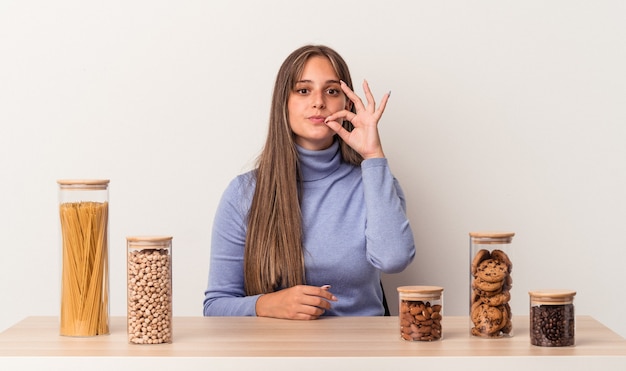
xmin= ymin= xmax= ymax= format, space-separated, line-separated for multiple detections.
xmin=308 ymin=115 xmax=327 ymax=124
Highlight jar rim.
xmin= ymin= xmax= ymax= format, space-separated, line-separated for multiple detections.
xmin=57 ymin=179 xmax=110 ymax=185
xmin=127 ymin=236 xmax=173 ymax=249
xmin=470 ymin=231 xmax=514 ymax=237
xmin=127 ymin=236 xmax=173 ymax=243
xmin=57 ymin=179 xmax=110 ymax=190
xmin=397 ymin=285 xmax=444 ymax=294
xmin=529 ymin=289 xmax=576 ymax=301
xmin=469 ymin=231 xmax=514 ymax=244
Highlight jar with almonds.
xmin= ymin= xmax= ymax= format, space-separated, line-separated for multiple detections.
xmin=397 ymin=285 xmax=444 ymax=341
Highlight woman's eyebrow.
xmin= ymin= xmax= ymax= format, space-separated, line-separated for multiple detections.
xmin=295 ymin=79 xmax=341 ymax=84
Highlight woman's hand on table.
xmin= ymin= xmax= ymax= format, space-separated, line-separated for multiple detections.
xmin=255 ymin=285 xmax=338 ymax=320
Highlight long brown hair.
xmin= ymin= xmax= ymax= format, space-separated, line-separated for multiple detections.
xmin=243 ymin=45 xmax=362 ymax=295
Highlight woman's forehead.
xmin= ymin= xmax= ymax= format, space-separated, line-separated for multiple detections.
xmin=298 ymin=56 xmax=340 ymax=81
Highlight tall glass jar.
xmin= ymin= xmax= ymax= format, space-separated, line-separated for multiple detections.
xmin=127 ymin=236 xmax=173 ymax=344
xmin=58 ymin=179 xmax=110 ymax=336
xmin=469 ymin=231 xmax=514 ymax=338
xmin=397 ymin=285 xmax=444 ymax=341
xmin=529 ymin=290 xmax=576 ymax=347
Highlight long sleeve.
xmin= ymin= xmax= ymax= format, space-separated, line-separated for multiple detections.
xmin=361 ymin=158 xmax=416 ymax=273
xmin=203 ymin=174 xmax=260 ymax=316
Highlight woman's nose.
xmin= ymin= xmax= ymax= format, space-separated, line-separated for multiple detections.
xmin=312 ymin=92 xmax=325 ymax=109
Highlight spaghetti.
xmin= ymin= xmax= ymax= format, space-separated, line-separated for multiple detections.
xmin=59 ymin=201 xmax=109 ymax=336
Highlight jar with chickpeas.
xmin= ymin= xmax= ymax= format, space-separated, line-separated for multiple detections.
xmin=397 ymin=286 xmax=444 ymax=341
xmin=126 ymin=236 xmax=173 ymax=344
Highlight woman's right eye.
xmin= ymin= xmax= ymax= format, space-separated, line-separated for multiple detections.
xmin=295 ymin=88 xmax=309 ymax=94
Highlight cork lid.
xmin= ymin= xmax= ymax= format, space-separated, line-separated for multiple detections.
xmin=397 ymin=285 xmax=444 ymax=299
xmin=127 ymin=236 xmax=173 ymax=249
xmin=57 ymin=179 xmax=110 ymax=190
xmin=529 ymin=289 xmax=576 ymax=304
xmin=470 ymin=231 xmax=515 ymax=244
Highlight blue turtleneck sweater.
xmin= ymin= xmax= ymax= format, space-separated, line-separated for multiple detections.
xmin=203 ymin=141 xmax=415 ymax=316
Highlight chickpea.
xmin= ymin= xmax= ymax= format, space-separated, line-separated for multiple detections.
xmin=127 ymin=249 xmax=172 ymax=344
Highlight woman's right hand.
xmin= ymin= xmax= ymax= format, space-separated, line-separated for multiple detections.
xmin=255 ymin=285 xmax=338 ymax=320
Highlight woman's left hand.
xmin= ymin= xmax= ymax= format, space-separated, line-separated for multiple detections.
xmin=324 ymin=79 xmax=389 ymax=159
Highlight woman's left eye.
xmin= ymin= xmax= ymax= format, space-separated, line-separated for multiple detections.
xmin=327 ymin=88 xmax=340 ymax=95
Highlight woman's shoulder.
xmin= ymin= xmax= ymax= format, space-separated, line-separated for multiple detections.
xmin=233 ymin=168 xmax=256 ymax=184
xmin=223 ymin=169 xmax=257 ymax=198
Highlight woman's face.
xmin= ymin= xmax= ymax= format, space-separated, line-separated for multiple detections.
xmin=287 ymin=56 xmax=349 ymax=150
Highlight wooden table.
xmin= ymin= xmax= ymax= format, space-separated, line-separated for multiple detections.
xmin=1 ymin=316 xmax=625 ymax=370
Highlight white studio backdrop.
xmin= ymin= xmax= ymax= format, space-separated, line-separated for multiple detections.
xmin=1 ymin=0 xmax=625 ymax=338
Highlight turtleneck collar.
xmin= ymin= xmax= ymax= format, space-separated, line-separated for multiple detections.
xmin=297 ymin=140 xmax=342 ymax=182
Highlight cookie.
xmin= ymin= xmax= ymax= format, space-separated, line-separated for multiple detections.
xmin=476 ymin=259 xmax=508 ymax=283
xmin=491 ymin=249 xmax=513 ymax=273
xmin=502 ymin=274 xmax=513 ymax=291
xmin=473 ymin=284 xmax=503 ymax=298
xmin=501 ymin=320 xmax=513 ymax=334
xmin=481 ymin=290 xmax=510 ymax=306
xmin=493 ymin=304 xmax=510 ymax=334
xmin=471 ymin=304 xmax=505 ymax=335
xmin=473 ymin=277 xmax=504 ymax=292
xmin=470 ymin=297 xmax=483 ymax=316
xmin=470 ymin=302 xmax=485 ymax=324
xmin=471 ymin=327 xmax=499 ymax=337
xmin=502 ymin=302 xmax=512 ymax=318
xmin=471 ymin=249 xmax=490 ymax=276
xmin=471 ymin=303 xmax=503 ymax=324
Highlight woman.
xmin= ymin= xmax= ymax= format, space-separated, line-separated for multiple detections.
xmin=203 ymin=45 xmax=415 ymax=320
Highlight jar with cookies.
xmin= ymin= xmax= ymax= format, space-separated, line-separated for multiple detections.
xmin=127 ymin=236 xmax=173 ymax=344
xmin=397 ymin=286 xmax=444 ymax=342
xmin=469 ymin=231 xmax=514 ymax=338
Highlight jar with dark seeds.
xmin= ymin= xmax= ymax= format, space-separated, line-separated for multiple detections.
xmin=528 ymin=290 xmax=576 ymax=347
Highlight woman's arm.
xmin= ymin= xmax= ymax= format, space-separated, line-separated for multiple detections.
xmin=203 ymin=175 xmax=259 ymax=316
xmin=325 ymin=79 xmax=415 ymax=273
xmin=361 ymin=158 xmax=416 ymax=273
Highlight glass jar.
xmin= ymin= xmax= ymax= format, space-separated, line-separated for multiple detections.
xmin=469 ymin=231 xmax=514 ymax=338
xmin=529 ymin=290 xmax=576 ymax=347
xmin=397 ymin=286 xmax=444 ymax=341
xmin=127 ymin=236 xmax=173 ymax=344
xmin=57 ymin=179 xmax=110 ymax=336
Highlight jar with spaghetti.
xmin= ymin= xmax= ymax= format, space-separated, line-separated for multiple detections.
xmin=397 ymin=286 xmax=444 ymax=341
xmin=58 ymin=179 xmax=110 ymax=336
xmin=469 ymin=231 xmax=514 ymax=338
xmin=529 ymin=290 xmax=576 ymax=347
xmin=127 ymin=236 xmax=173 ymax=344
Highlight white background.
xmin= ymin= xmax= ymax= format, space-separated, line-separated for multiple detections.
xmin=1 ymin=0 xmax=625 ymax=339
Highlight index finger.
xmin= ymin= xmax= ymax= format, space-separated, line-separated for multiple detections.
xmin=309 ymin=285 xmax=338 ymax=302
xmin=340 ymin=80 xmax=366 ymax=112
